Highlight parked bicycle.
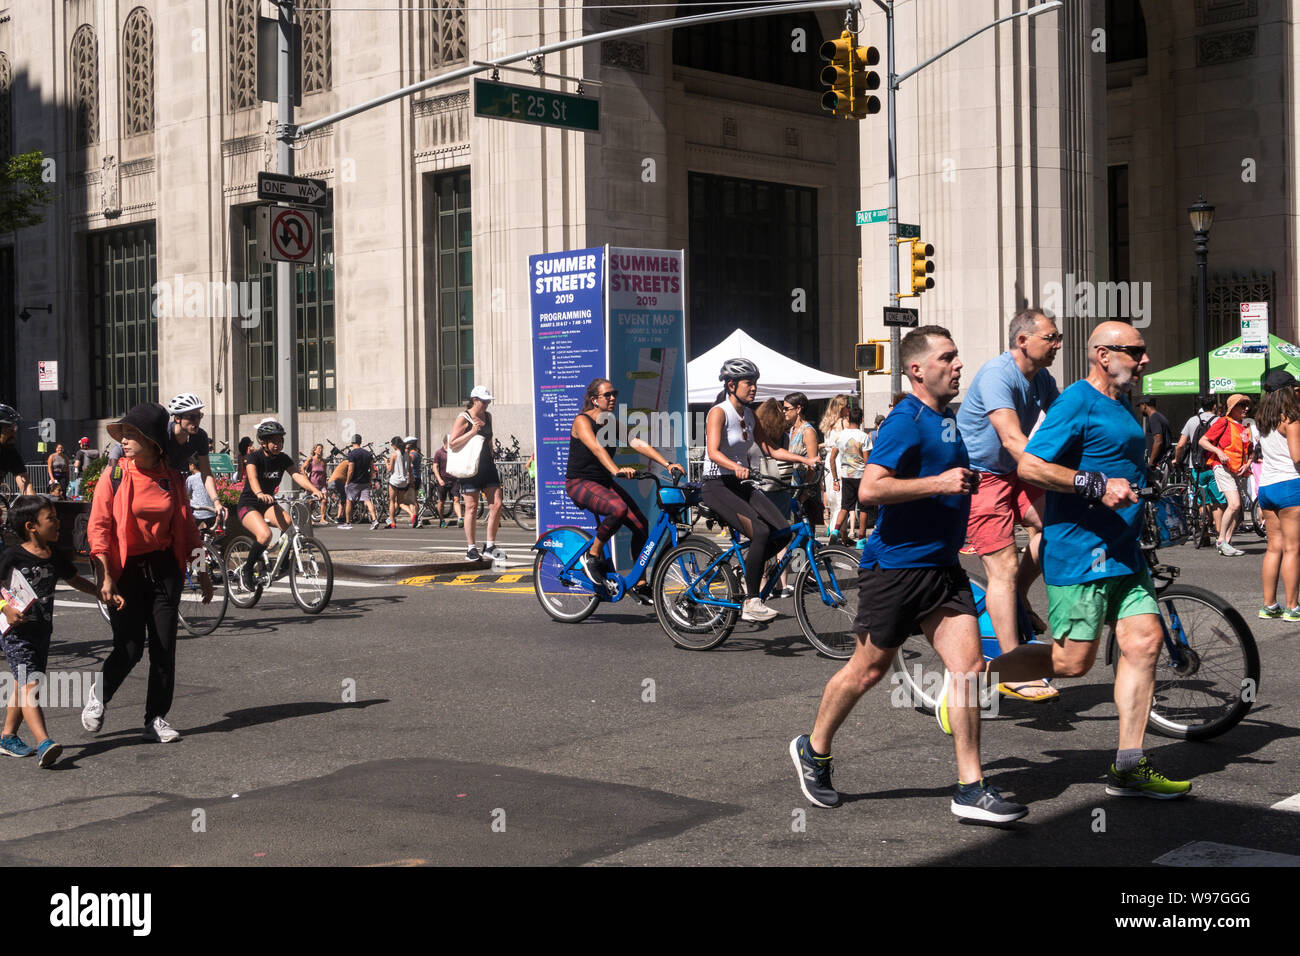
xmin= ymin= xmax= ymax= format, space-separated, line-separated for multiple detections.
xmin=891 ymin=485 xmax=1259 ymax=740
xmin=223 ymin=494 xmax=334 ymax=613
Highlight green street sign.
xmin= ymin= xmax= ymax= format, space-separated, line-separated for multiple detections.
xmin=473 ymin=78 xmax=600 ymax=133
xmin=898 ymin=222 xmax=920 ymax=239
xmin=856 ymin=208 xmax=887 ymax=225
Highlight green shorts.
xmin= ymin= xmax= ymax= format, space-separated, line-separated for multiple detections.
xmin=1045 ymin=571 xmax=1159 ymax=643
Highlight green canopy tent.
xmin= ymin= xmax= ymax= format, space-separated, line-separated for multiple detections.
xmin=1142 ymin=334 xmax=1300 ymax=395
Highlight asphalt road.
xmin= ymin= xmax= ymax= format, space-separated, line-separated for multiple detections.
xmin=2 ymin=523 xmax=1297 ymax=867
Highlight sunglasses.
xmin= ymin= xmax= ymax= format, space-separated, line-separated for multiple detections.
xmin=181 ymin=413 xmax=203 ymax=422
xmin=1035 ymin=333 xmax=1064 ymax=344
xmin=1096 ymin=344 xmax=1148 ymax=360
xmin=599 ymin=390 xmax=618 ymax=400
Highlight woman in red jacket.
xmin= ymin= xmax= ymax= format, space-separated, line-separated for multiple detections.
xmin=83 ymin=403 xmax=211 ymax=743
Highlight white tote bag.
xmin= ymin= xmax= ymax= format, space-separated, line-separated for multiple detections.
xmin=446 ymin=413 xmax=484 ymax=479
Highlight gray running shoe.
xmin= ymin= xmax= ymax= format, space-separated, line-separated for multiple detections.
xmin=951 ymin=781 xmax=1028 ymax=823
xmin=789 ymin=734 xmax=839 ymax=808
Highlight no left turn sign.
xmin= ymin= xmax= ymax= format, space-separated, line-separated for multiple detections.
xmin=269 ymin=207 xmax=316 ymax=263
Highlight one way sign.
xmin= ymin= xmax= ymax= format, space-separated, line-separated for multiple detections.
xmin=257 ymin=205 xmax=317 ymax=264
xmin=257 ymin=171 xmax=329 ymax=208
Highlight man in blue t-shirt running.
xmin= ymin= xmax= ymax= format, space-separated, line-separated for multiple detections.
xmin=789 ymin=326 xmax=1028 ymax=825
xmin=987 ymin=320 xmax=1190 ymax=800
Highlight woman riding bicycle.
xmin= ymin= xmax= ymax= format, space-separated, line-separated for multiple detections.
xmin=235 ymin=419 xmax=325 ymax=591
xmin=703 ymin=359 xmax=818 ymax=622
xmin=566 ymin=378 xmax=686 ymax=603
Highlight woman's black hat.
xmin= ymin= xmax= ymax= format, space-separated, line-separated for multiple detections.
xmin=107 ymin=402 xmax=170 ymax=453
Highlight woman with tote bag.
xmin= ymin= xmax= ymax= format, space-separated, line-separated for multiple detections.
xmin=447 ymin=385 xmax=503 ymax=561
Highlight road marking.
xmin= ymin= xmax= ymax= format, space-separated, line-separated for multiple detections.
xmin=495 ymin=573 xmax=526 ymax=583
xmin=1154 ymin=840 xmax=1300 ymax=867
xmin=360 ymin=858 xmax=426 ymax=867
xmin=1271 ymin=793 xmax=1300 ymax=813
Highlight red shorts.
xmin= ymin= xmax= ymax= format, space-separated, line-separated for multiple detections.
xmin=966 ymin=471 xmax=1043 ymax=555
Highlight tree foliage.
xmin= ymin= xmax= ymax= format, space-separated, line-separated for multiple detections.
xmin=0 ymin=151 xmax=56 ymax=233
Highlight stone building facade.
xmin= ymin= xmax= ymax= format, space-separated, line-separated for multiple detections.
xmin=0 ymin=0 xmax=1294 ymax=463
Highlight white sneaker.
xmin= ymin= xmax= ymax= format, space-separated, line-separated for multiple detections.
xmin=1217 ymin=540 xmax=1245 ymax=557
xmin=741 ymin=598 xmax=778 ymax=622
xmin=143 ymin=717 xmax=181 ymax=743
xmin=81 ymin=688 xmax=105 ymax=733
xmin=338 ymin=523 xmax=353 ymax=530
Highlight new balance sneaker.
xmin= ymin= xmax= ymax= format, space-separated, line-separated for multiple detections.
xmin=34 ymin=739 xmax=63 ymax=768
xmin=0 ymin=734 xmax=34 ymax=757
xmin=1105 ymin=757 xmax=1190 ymax=799
xmin=789 ymin=734 xmax=840 ymax=808
xmin=466 ymin=546 xmax=482 ymax=561
xmin=81 ymin=686 xmax=105 ymax=733
xmin=951 ymin=781 xmax=1028 ymax=823
xmin=143 ymin=717 xmax=181 ymax=744
xmin=741 ymin=598 xmax=777 ymax=622
xmin=1259 ymin=603 xmax=1283 ymax=619
xmin=1284 ymin=606 xmax=1300 ymax=623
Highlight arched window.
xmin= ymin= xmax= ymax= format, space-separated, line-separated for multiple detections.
xmin=424 ymin=0 xmax=467 ymax=72
xmin=673 ymin=2 xmax=823 ymax=91
xmin=72 ymin=25 xmax=100 ymax=147
xmin=1105 ymin=0 xmax=1148 ymax=63
xmin=302 ymin=1 xmax=332 ymax=94
xmin=123 ymin=7 xmax=155 ymax=135
xmin=227 ymin=0 xmax=257 ymax=111
xmin=0 ymin=53 xmax=11 ymax=157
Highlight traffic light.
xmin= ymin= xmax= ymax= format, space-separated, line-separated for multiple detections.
xmin=907 ymin=239 xmax=935 ymax=296
xmin=819 ymin=32 xmax=881 ymax=119
xmin=856 ymin=341 xmax=888 ymax=374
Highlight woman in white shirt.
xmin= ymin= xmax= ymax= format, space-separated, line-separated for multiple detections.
xmin=1255 ymin=368 xmax=1300 ymax=620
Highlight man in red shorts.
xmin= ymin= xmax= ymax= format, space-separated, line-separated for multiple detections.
xmin=954 ymin=309 xmax=1062 ymax=701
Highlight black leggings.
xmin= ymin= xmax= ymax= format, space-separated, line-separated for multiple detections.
xmin=102 ymin=550 xmax=183 ymax=723
xmin=702 ymin=476 xmax=788 ymax=597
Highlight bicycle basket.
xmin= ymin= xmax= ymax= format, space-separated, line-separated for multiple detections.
xmin=1151 ymin=493 xmax=1191 ymax=547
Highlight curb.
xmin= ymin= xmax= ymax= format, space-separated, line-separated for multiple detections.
xmin=330 ymin=550 xmax=492 ymax=581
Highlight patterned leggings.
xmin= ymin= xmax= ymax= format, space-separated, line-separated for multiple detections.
xmin=565 ymin=478 xmax=650 ymax=556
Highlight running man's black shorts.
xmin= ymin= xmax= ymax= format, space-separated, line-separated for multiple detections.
xmin=853 ymin=564 xmax=976 ymax=649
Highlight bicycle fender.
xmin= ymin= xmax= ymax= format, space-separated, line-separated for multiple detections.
xmin=533 ymin=526 xmax=590 ymax=563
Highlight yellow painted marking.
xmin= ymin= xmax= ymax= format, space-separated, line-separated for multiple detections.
xmin=495 ymin=573 xmax=525 ymax=583
xmin=447 ymin=573 xmax=483 ymax=586
xmin=361 ymin=858 xmax=427 ymax=867
xmin=399 ymin=574 xmax=438 ymax=586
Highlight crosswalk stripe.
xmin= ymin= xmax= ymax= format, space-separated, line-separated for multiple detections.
xmin=1154 ymin=840 xmax=1300 ymax=867
xmin=1270 ymin=793 xmax=1300 ymax=813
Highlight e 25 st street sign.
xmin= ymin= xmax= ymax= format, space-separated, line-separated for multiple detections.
xmin=473 ymin=78 xmax=599 ymax=133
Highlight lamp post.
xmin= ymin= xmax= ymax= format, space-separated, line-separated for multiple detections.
xmin=1188 ymin=195 xmax=1215 ymax=398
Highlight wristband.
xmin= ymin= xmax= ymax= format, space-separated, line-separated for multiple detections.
xmin=1073 ymin=470 xmax=1107 ymax=503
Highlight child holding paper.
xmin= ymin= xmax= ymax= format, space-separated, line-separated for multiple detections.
xmin=0 ymin=495 xmax=105 ymax=766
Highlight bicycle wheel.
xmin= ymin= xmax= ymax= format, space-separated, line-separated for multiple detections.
xmin=512 ymin=491 xmax=536 ymax=532
xmin=1110 ymin=584 xmax=1260 ymax=740
xmin=533 ymin=529 xmax=600 ymax=623
xmin=1250 ymin=497 xmax=1265 ymax=538
xmin=179 ymin=541 xmax=228 ymax=636
xmin=793 ymin=546 xmax=860 ymax=659
xmin=223 ymin=534 xmax=264 ymax=608
xmin=652 ymin=537 xmax=738 ymax=650
xmin=289 ymin=535 xmax=334 ymax=614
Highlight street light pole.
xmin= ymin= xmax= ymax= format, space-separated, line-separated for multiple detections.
xmin=871 ymin=0 xmax=1062 ymax=395
xmin=1188 ymin=195 xmax=1215 ymax=398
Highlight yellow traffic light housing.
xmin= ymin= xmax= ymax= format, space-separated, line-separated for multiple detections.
xmin=820 ymin=32 xmax=881 ymax=119
xmin=906 ymin=239 xmax=935 ymax=296
xmin=856 ymin=340 xmax=889 ymax=374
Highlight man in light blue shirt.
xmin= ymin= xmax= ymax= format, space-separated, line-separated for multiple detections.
xmin=955 ymin=309 xmax=1061 ymax=700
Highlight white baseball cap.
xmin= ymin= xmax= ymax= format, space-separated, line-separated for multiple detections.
xmin=470 ymin=385 xmax=494 ymax=402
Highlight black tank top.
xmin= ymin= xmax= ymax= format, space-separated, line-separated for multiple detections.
xmin=567 ymin=420 xmax=613 ymax=485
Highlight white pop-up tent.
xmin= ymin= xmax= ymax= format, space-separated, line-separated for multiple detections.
xmin=687 ymin=328 xmax=858 ymax=403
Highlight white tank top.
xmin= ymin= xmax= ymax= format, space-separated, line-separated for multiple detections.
xmin=1259 ymin=426 xmax=1300 ymax=486
xmin=703 ymin=400 xmax=756 ymax=479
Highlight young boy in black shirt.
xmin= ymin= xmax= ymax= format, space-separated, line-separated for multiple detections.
xmin=0 ymin=496 xmax=103 ymax=766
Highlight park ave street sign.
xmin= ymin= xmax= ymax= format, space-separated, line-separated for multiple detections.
xmin=257 ymin=171 xmax=329 ymax=208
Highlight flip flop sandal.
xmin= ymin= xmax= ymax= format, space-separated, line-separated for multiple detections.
xmin=997 ymin=681 xmax=1060 ymax=702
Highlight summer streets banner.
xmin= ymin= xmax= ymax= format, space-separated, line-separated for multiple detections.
xmin=604 ymin=247 xmax=689 ymax=569
xmin=529 ymin=248 xmax=605 ymax=536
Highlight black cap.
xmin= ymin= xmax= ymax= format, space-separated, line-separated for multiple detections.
xmin=1263 ymin=367 xmax=1299 ymax=392
xmin=106 ymin=402 xmax=170 ymax=454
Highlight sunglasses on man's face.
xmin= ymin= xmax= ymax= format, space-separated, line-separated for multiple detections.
xmin=1097 ymin=344 xmax=1148 ymax=360
xmin=181 ymin=413 xmax=203 ymax=423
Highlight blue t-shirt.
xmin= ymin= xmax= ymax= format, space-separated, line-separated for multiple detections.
xmin=859 ymin=394 xmax=971 ymax=569
xmin=956 ymin=350 xmax=1060 ymax=474
xmin=1024 ymin=380 xmax=1147 ymax=586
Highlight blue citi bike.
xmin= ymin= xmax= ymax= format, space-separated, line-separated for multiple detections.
xmin=651 ymin=468 xmax=861 ymax=656
xmin=532 ymin=471 xmax=709 ymax=623
xmin=890 ymin=485 xmax=1260 ymax=740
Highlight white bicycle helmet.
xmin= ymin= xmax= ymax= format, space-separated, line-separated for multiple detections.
xmin=167 ymin=393 xmax=205 ymax=415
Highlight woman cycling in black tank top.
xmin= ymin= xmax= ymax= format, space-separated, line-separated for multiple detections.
xmin=566 ymin=377 xmax=685 ymax=603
